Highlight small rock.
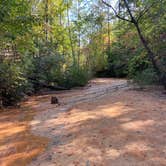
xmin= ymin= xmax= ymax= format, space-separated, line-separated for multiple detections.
xmin=51 ymin=96 xmax=59 ymax=104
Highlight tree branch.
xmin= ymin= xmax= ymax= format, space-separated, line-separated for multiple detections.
xmin=101 ymin=0 xmax=133 ymax=23
xmin=123 ymin=0 xmax=136 ymax=23
xmin=136 ymin=2 xmax=156 ymax=22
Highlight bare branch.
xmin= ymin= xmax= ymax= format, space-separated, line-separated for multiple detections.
xmin=123 ymin=0 xmax=136 ymax=23
xmin=136 ymin=2 xmax=156 ymax=22
xmin=101 ymin=0 xmax=133 ymax=23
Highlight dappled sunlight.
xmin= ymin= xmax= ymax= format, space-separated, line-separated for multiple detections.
xmin=105 ymin=148 xmax=121 ymax=159
xmin=0 ymin=108 xmax=49 ymax=166
xmin=90 ymin=78 xmax=126 ymax=85
xmin=1 ymin=148 xmax=44 ymax=166
xmin=61 ymin=102 xmax=130 ymax=129
xmin=30 ymin=120 xmax=41 ymax=126
xmin=121 ymin=120 xmax=155 ymax=131
xmin=100 ymin=104 xmax=130 ymax=118
xmin=0 ymin=125 xmax=26 ymax=140
xmin=1 ymin=79 xmax=166 ymax=166
xmin=122 ymin=141 xmax=152 ymax=161
xmin=29 ymin=89 xmax=166 ymax=165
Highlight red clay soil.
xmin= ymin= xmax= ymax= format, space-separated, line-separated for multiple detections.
xmin=0 ymin=107 xmax=49 ymax=166
xmin=0 ymin=79 xmax=166 ymax=166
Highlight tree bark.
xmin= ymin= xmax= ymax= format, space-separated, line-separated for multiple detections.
xmin=123 ymin=0 xmax=165 ymax=88
xmin=45 ymin=0 xmax=49 ymax=42
xmin=134 ymin=22 xmax=160 ymax=74
xmin=77 ymin=0 xmax=81 ymax=67
xmin=67 ymin=1 xmax=76 ymax=65
xmin=102 ymin=0 xmax=166 ymax=88
xmin=107 ymin=6 xmax=111 ymax=52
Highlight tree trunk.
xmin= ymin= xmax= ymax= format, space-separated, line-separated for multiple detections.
xmin=123 ymin=0 xmax=165 ymax=88
xmin=77 ymin=0 xmax=81 ymax=67
xmin=134 ymin=22 xmax=166 ymax=89
xmin=67 ymin=1 xmax=76 ymax=65
xmin=134 ymin=22 xmax=160 ymax=74
xmin=45 ymin=0 xmax=49 ymax=42
xmin=107 ymin=6 xmax=111 ymax=52
xmin=102 ymin=0 xmax=166 ymax=88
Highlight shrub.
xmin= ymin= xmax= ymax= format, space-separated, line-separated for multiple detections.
xmin=107 ymin=43 xmax=131 ymax=77
xmin=128 ymin=55 xmax=159 ymax=86
xmin=29 ymin=55 xmax=65 ymax=90
xmin=62 ymin=65 xmax=91 ymax=88
xmin=132 ymin=68 xmax=159 ymax=86
xmin=128 ymin=54 xmax=149 ymax=77
xmin=0 ymin=61 xmax=28 ymax=106
xmin=29 ymin=55 xmax=91 ymax=90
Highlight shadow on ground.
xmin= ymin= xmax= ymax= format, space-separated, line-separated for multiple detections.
xmin=0 ymin=108 xmax=48 ymax=166
xmin=29 ymin=88 xmax=166 ymax=166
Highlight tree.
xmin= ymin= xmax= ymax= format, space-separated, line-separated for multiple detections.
xmin=102 ymin=0 xmax=166 ymax=88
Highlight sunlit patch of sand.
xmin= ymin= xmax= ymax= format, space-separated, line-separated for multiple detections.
xmin=1 ymin=79 xmax=166 ymax=166
xmin=0 ymin=108 xmax=49 ymax=166
xmin=121 ymin=120 xmax=155 ymax=131
xmin=29 ymin=87 xmax=166 ymax=166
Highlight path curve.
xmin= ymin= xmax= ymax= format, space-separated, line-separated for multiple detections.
xmin=29 ymin=78 xmax=129 ymax=165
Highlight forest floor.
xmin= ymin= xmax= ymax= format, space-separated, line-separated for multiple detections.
xmin=0 ymin=78 xmax=166 ymax=166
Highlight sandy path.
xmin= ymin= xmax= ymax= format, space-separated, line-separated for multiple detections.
xmin=28 ymin=79 xmax=128 ymax=139
xmin=28 ymin=78 xmax=166 ymax=166
xmin=0 ymin=78 xmax=166 ymax=166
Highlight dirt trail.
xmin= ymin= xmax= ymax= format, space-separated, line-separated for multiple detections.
xmin=29 ymin=79 xmax=128 ymax=139
xmin=0 ymin=78 xmax=166 ymax=166
xmin=0 ymin=78 xmax=127 ymax=166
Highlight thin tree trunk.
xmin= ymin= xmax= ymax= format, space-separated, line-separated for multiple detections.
xmin=45 ymin=0 xmax=49 ymax=42
xmin=59 ymin=11 xmax=65 ymax=56
xmin=77 ymin=0 xmax=81 ymax=67
xmin=67 ymin=2 xmax=76 ymax=65
xmin=107 ymin=6 xmax=111 ymax=52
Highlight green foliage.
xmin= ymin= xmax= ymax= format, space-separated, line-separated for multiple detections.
xmin=107 ymin=43 xmax=131 ymax=77
xmin=0 ymin=61 xmax=28 ymax=106
xmin=29 ymin=54 xmax=64 ymax=90
xmin=128 ymin=49 xmax=159 ymax=86
xmin=31 ymin=55 xmax=90 ymax=90
xmin=0 ymin=0 xmax=165 ymax=106
xmin=62 ymin=65 xmax=91 ymax=88
xmin=128 ymin=54 xmax=150 ymax=77
xmin=132 ymin=68 xmax=159 ymax=86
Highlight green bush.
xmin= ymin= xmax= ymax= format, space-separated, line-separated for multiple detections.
xmin=0 ymin=61 xmax=28 ymax=106
xmin=128 ymin=54 xmax=149 ymax=77
xmin=132 ymin=68 xmax=159 ymax=86
xmin=62 ymin=65 xmax=91 ymax=88
xmin=29 ymin=54 xmax=90 ymax=90
xmin=107 ymin=43 xmax=131 ymax=77
xmin=29 ymin=55 xmax=65 ymax=90
xmin=128 ymin=55 xmax=159 ymax=86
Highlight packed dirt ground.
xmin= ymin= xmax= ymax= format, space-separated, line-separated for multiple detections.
xmin=0 ymin=78 xmax=166 ymax=166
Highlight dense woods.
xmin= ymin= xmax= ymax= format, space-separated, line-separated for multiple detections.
xmin=0 ymin=0 xmax=165 ymax=106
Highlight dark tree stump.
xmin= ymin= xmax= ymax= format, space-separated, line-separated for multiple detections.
xmin=51 ymin=96 xmax=59 ymax=104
